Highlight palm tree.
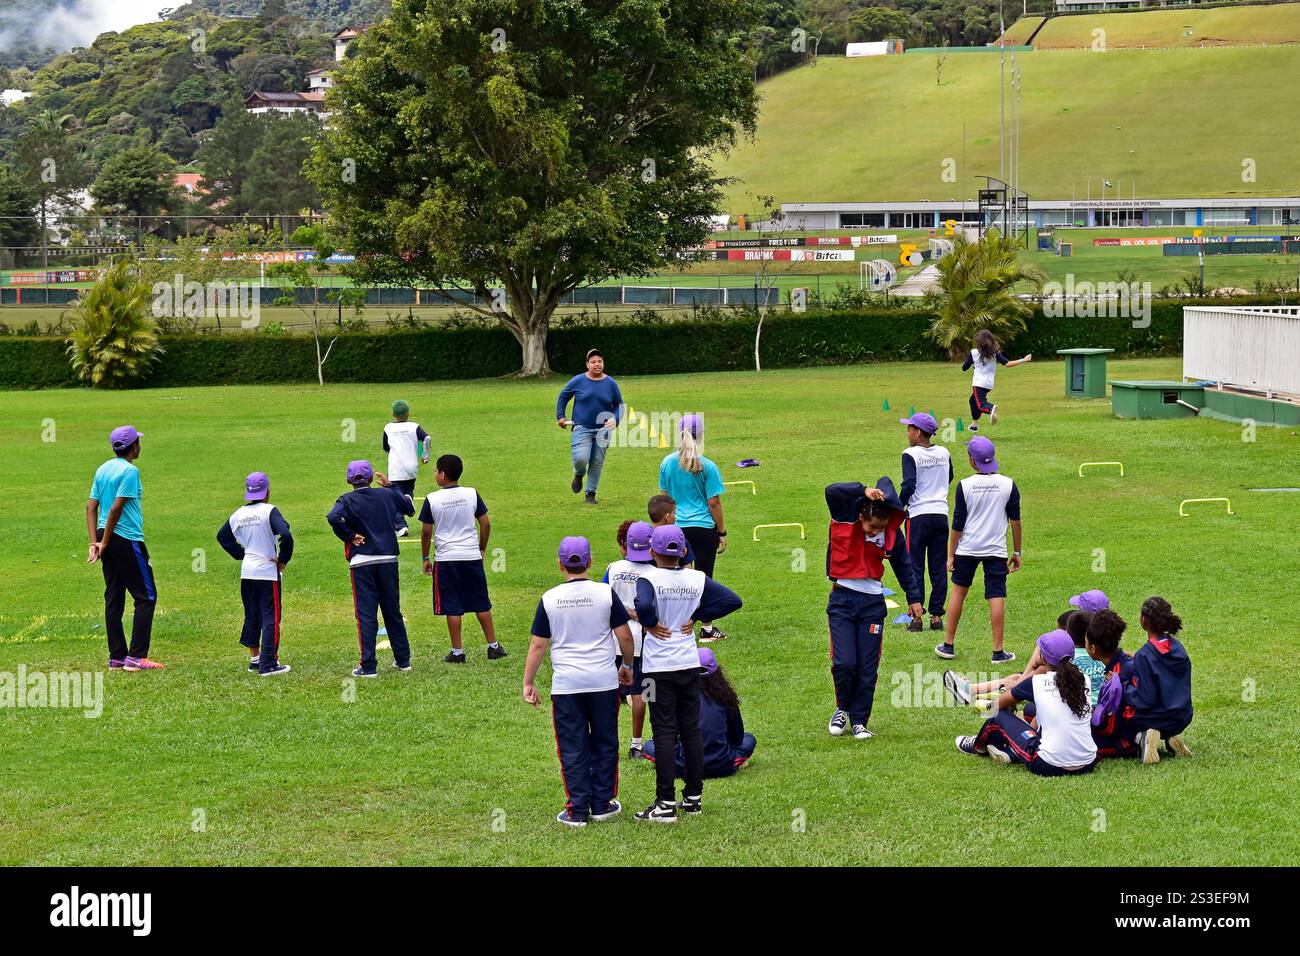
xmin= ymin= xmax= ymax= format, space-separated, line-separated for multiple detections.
xmin=66 ymin=261 xmax=165 ymax=388
xmin=924 ymin=232 xmax=1046 ymax=359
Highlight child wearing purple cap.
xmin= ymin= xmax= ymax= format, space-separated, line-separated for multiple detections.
xmin=86 ymin=425 xmax=164 ymax=671
xmin=633 ymin=524 xmax=743 ymax=822
xmin=523 ymin=536 xmax=636 ymax=827
xmin=936 ymin=437 xmax=1021 ymax=664
xmin=643 ymin=648 xmax=756 ymax=778
xmin=955 ymin=629 xmax=1097 ymax=776
xmin=603 ymin=519 xmax=655 ymax=756
xmin=962 ymin=329 xmax=1031 ymax=432
xmin=327 ymin=460 xmax=415 ymax=676
xmin=217 ymin=472 xmax=294 ymax=675
xmin=899 ymin=412 xmax=953 ymax=634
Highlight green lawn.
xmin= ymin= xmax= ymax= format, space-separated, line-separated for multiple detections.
xmin=2 ymin=360 xmax=1298 ymax=865
xmin=715 ymin=45 xmax=1300 ymax=210
xmin=1027 ymin=4 xmax=1300 ymax=50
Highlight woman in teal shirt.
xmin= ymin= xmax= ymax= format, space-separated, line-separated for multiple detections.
xmin=658 ymin=414 xmax=729 ymax=640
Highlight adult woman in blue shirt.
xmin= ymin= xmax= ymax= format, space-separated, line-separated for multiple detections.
xmin=658 ymin=414 xmax=729 ymax=641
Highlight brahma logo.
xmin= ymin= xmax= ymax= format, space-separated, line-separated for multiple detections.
xmin=49 ymin=886 xmax=151 ymax=936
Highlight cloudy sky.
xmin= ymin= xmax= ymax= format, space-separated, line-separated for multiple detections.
xmin=2 ymin=1 xmax=173 ymax=57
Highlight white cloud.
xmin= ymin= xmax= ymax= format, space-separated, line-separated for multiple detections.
xmin=2 ymin=1 xmax=173 ymax=57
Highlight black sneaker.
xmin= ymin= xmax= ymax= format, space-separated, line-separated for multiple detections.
xmin=828 ymin=709 xmax=849 ymax=737
xmin=247 ymin=659 xmax=260 ymax=672
xmin=627 ymin=742 xmax=645 ymax=759
xmin=851 ymin=723 xmax=873 ymax=740
xmin=929 ymin=618 xmax=945 ymax=631
xmin=934 ymin=642 xmax=956 ymax=660
xmin=991 ymin=650 xmax=1017 ymax=664
xmin=591 ymin=800 xmax=622 ymax=821
xmin=906 ymin=618 xmax=923 ymax=633
xmin=486 ymin=644 xmax=508 ymax=660
xmin=968 ymin=424 xmax=979 ymax=432
xmin=394 ymin=661 xmax=412 ymax=672
xmin=259 ymin=663 xmax=291 ymax=676
xmin=584 ymin=491 xmax=598 ymax=505
xmin=634 ymin=800 xmax=678 ymax=823
xmin=678 ymin=793 xmax=702 ymax=815
xmin=699 ymin=625 xmax=727 ymax=642
xmin=443 ymin=651 xmax=466 ymax=664
xmin=556 ymin=809 xmax=588 ymax=827
xmin=955 ymin=735 xmax=982 ymax=755
xmin=570 ymin=472 xmax=584 ymax=494
xmin=351 ymin=667 xmax=377 ymax=678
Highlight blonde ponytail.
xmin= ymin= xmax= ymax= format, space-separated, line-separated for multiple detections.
xmin=677 ymin=429 xmax=703 ymax=475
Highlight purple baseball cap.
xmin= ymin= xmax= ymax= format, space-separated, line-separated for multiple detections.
xmin=346 ymin=460 xmax=374 ymax=485
xmin=967 ymin=436 xmax=999 ymax=474
xmin=1069 ymin=589 xmax=1110 ymax=613
xmin=650 ymin=524 xmax=687 ymax=557
xmin=1036 ymin=629 xmax=1075 ymax=666
xmin=899 ymin=412 xmax=938 ymax=435
xmin=558 ymin=535 xmax=591 ymax=569
xmin=626 ymin=521 xmax=654 ymax=561
xmin=698 ymin=647 xmax=719 ymax=676
xmin=679 ymin=414 xmax=704 ymax=440
xmin=244 ymin=471 xmax=269 ymax=501
xmin=110 ymin=425 xmax=143 ymax=451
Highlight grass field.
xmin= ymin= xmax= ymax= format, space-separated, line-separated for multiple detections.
xmin=715 ymin=45 xmax=1300 ymax=209
xmin=1026 ymin=4 xmax=1300 ymax=50
xmin=2 ymin=359 xmax=1298 ymax=865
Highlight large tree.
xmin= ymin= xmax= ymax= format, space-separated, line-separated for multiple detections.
xmin=92 ymin=145 xmax=177 ymax=217
xmin=311 ymin=0 xmax=763 ymax=376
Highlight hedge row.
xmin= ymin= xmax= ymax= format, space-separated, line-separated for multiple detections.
xmin=0 ymin=299 xmax=1257 ymax=390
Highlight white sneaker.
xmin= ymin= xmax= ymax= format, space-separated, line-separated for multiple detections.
xmin=851 ymin=723 xmax=873 ymax=740
xmin=1140 ymin=729 xmax=1162 ymax=765
xmin=986 ymin=744 xmax=1011 ymax=764
xmin=990 ymin=404 xmax=999 ymax=425
xmin=828 ymin=709 xmax=848 ymax=737
xmin=396 ymin=527 xmax=409 ymax=538
xmin=943 ymin=669 xmax=972 ymax=706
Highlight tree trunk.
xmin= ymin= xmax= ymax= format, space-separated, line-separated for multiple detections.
xmin=517 ymin=324 xmax=551 ymax=377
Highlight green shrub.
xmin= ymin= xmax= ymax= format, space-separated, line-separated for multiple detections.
xmin=65 ymin=262 xmax=164 ymax=388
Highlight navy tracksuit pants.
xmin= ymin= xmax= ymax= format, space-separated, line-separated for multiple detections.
xmin=976 ymin=709 xmax=1098 ymax=777
xmin=551 ymin=689 xmax=620 ymax=821
xmin=906 ymin=514 xmax=949 ymax=618
xmin=239 ymin=578 xmax=282 ymax=672
xmin=827 ymin=586 xmax=886 ymax=727
xmin=970 ymin=386 xmax=994 ymax=420
xmin=97 ymin=530 xmax=156 ymax=660
xmin=391 ymin=478 xmax=416 ymax=531
xmin=349 ymin=561 xmax=411 ymax=673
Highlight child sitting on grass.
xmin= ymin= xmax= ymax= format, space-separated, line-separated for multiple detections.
xmin=1085 ymin=609 xmax=1138 ymax=759
xmin=945 ymin=608 xmax=1098 ymax=709
xmin=1128 ymin=596 xmax=1194 ymax=765
xmin=955 ymin=629 xmax=1097 ymax=776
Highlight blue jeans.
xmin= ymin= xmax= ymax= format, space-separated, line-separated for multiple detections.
xmin=571 ymin=424 xmax=610 ymax=493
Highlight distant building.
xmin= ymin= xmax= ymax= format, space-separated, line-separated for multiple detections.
xmin=334 ymin=27 xmax=362 ymax=62
xmin=1 ymin=89 xmax=31 ymax=107
xmin=307 ymin=68 xmax=334 ymax=91
xmin=244 ymin=91 xmax=326 ymax=116
xmin=173 ymin=173 xmax=207 ymax=195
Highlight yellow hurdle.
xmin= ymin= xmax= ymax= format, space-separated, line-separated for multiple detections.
xmin=752 ymin=522 xmax=805 ymax=542
xmin=723 ymin=480 xmax=756 ymax=495
xmin=1179 ymin=498 xmax=1234 ymax=517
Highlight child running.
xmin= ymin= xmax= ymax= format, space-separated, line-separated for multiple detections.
xmin=936 ymin=436 xmax=1021 ymax=664
xmin=963 ymin=329 xmax=1031 ymax=432
xmin=382 ymin=399 xmax=430 ymax=537
xmin=824 ymin=478 xmax=924 ymax=740
xmin=418 ymin=454 xmax=505 ymax=664
xmin=955 ymin=629 xmax=1097 ymax=776
xmin=216 ymin=471 xmax=293 ymax=676
xmin=898 ymin=412 xmax=952 ymax=634
xmin=603 ymin=520 xmax=654 ymax=757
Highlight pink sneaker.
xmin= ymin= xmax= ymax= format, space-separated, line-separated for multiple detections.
xmin=123 ymin=657 xmax=165 ymax=671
